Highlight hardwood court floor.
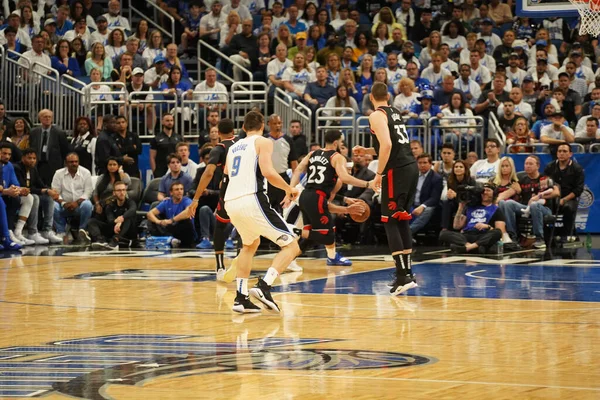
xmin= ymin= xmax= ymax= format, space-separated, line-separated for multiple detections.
xmin=0 ymin=247 xmax=598 ymax=399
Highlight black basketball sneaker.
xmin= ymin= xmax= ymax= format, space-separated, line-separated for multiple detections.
xmin=390 ymin=274 xmax=418 ymax=296
xmin=249 ymin=278 xmax=281 ymax=313
xmin=232 ymin=292 xmax=262 ymax=314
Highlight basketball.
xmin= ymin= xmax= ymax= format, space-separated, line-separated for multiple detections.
xmin=350 ymin=199 xmax=370 ymax=223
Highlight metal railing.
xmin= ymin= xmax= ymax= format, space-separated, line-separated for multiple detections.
xmin=506 ymin=142 xmax=586 ymax=154
xmin=488 ymin=112 xmax=506 ymax=149
xmin=291 ymin=100 xmax=312 ymax=144
xmin=315 ymin=107 xmax=356 ymax=146
xmin=431 ymin=115 xmax=485 ymax=159
xmin=28 ymin=62 xmax=60 ymax=126
xmin=129 ymin=91 xmax=177 ymax=139
xmin=180 ymin=91 xmax=229 ymax=137
xmin=1 ymin=50 xmax=30 ymax=117
xmin=131 ymin=0 xmax=175 ymax=42
xmin=274 ymin=88 xmax=293 ymax=129
xmin=59 ymin=75 xmax=86 ymax=133
xmin=197 ymin=40 xmax=253 ymax=84
xmin=84 ymin=82 xmax=126 ymax=132
xmin=354 ymin=116 xmax=370 ymax=149
xmin=230 ymin=82 xmax=268 ymax=130
xmin=590 ymin=143 xmax=600 ymax=153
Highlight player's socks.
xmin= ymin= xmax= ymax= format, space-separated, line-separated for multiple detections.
xmin=236 ymin=278 xmax=248 ymax=296
xmin=263 ymin=267 xmax=279 ymax=285
xmin=393 ymin=254 xmax=406 ymax=276
xmin=325 ymin=246 xmax=336 ymax=259
xmin=402 ymin=253 xmax=413 ymax=277
xmin=215 ymin=253 xmax=224 ymax=270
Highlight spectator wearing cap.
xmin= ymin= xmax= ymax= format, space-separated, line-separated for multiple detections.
xmin=51 ymin=39 xmax=81 ymax=77
xmin=477 ymin=18 xmax=502 ymax=55
xmin=0 ymin=13 xmax=32 ymax=48
xmin=521 ymin=74 xmax=538 ymax=108
xmin=528 ymin=55 xmax=555 ymax=88
xmin=556 ymin=72 xmax=583 ymax=116
xmin=90 ymin=15 xmax=111 ymax=46
xmin=407 ymin=90 xmax=443 ymax=136
xmin=103 ymin=0 xmax=131 ymax=32
xmin=122 ymin=67 xmax=155 ymax=137
xmin=506 ymin=52 xmax=527 ymax=86
xmin=2 ymin=26 xmax=28 ymax=57
xmin=410 ymin=8 xmax=440 ymax=47
xmin=288 ymin=31 xmax=308 ymax=61
xmin=144 ymin=55 xmax=169 ymax=88
xmin=527 ymin=35 xmax=558 ymax=69
xmin=531 ymin=100 xmax=561 ymax=139
xmin=284 ymin=5 xmax=307 ymax=37
xmin=397 ymin=40 xmax=421 ymax=70
xmin=540 ymin=111 xmax=575 ymax=144
xmin=492 ymin=29 xmax=515 ymax=66
xmin=488 ymin=0 xmax=513 ymax=26
xmin=62 ymin=17 xmax=92 ymax=50
xmin=43 ymin=18 xmax=58 ymax=44
xmin=560 ymin=50 xmax=594 ymax=84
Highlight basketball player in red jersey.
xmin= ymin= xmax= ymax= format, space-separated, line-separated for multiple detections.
xmin=353 ymin=82 xmax=419 ymax=295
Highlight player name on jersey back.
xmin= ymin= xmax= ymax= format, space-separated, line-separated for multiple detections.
xmin=224 ymin=135 xmax=265 ymax=202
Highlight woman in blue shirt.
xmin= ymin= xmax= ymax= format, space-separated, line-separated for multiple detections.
xmin=160 ymin=66 xmax=193 ymax=113
xmin=51 ymin=39 xmax=81 ymax=77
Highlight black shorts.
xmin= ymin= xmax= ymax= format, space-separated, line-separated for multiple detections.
xmin=380 ymin=162 xmax=418 ymax=222
xmin=299 ymin=189 xmax=333 ymax=233
xmin=215 ymin=197 xmax=230 ymax=223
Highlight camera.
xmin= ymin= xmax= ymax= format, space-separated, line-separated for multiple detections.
xmin=457 ymin=184 xmax=484 ymax=206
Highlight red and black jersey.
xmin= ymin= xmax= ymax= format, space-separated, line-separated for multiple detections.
xmin=304 ymin=149 xmax=338 ymax=197
xmin=370 ymin=106 xmax=415 ymax=171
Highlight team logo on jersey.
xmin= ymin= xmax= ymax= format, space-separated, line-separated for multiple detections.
xmin=388 ymin=200 xmax=398 ymax=211
xmin=320 ymin=215 xmax=329 ymax=225
xmin=0 ymin=335 xmax=437 ymax=398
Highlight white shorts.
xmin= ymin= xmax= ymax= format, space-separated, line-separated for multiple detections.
xmin=225 ymin=192 xmax=296 ymax=247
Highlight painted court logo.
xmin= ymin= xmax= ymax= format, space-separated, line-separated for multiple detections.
xmin=0 ymin=335 xmax=437 ymax=398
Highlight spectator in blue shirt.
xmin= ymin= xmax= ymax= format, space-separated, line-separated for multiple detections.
xmin=408 ymin=89 xmax=443 ymax=143
xmin=51 ymin=39 xmax=82 ymax=77
xmin=160 ymin=66 xmax=193 ymax=107
xmin=283 ymin=5 xmax=307 ymax=37
xmin=54 ymin=5 xmax=74 ymax=37
xmin=358 ymin=39 xmax=387 ymax=70
xmin=147 ymin=181 xmax=197 ymax=247
xmin=303 ymin=66 xmax=337 ymax=113
xmin=157 ymin=153 xmax=194 ymax=201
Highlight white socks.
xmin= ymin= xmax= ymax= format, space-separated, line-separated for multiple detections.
xmin=264 ymin=267 xmax=279 ymax=286
xmin=502 ymin=232 xmax=513 ymax=244
xmin=236 ymin=278 xmax=248 ymax=295
xmin=14 ymin=220 xmax=26 ymax=236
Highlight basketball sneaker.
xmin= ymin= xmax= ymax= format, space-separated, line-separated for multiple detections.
xmin=249 ymin=278 xmax=280 ymax=313
xmin=222 ymin=256 xmax=238 ymax=283
xmin=326 ymin=253 xmax=352 ymax=266
xmin=286 ymin=259 xmax=303 ymax=272
xmin=216 ymin=268 xmax=225 ymax=282
xmin=390 ymin=274 xmax=418 ymax=296
xmin=232 ymin=292 xmax=262 ymax=314
xmin=224 ymin=238 xmax=235 ymax=250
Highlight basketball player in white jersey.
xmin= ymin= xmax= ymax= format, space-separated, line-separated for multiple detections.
xmin=224 ymin=111 xmax=300 ymax=314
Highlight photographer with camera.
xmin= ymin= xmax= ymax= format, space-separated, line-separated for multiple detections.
xmin=439 ymin=182 xmax=505 ymax=254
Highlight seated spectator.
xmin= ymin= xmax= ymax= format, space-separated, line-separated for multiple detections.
xmin=227 ymin=19 xmax=257 ymax=82
xmin=142 ymin=30 xmax=166 ymax=68
xmin=90 ymin=15 xmax=110 ymax=46
xmin=198 ymin=110 xmax=220 ymax=150
xmin=103 ymin=0 xmax=131 ymax=32
xmin=160 ymin=66 xmax=193 ymax=111
xmin=540 ymin=111 xmax=575 ymax=146
xmin=474 ymin=73 xmax=509 ymax=116
xmin=531 ymin=99 xmax=559 ymax=139
xmin=88 ymin=68 xmax=113 ymax=131
xmin=105 ymin=28 xmax=127 ymax=61
xmin=441 ymin=20 xmax=468 ymax=54
xmin=433 ymin=144 xmax=456 ymax=186
xmin=352 ymin=32 xmax=369 ymax=63
xmin=282 ymin=53 xmax=316 ymax=101
xmin=421 ymin=52 xmax=452 ymax=89
xmin=500 ymin=155 xmax=559 ymax=248
xmin=324 ymin=85 xmax=360 ymax=119
xmin=111 ymin=52 xmax=134 ymax=84
xmin=270 ymin=24 xmax=293 ymax=54
xmin=85 ymin=42 xmax=113 ymax=80
xmin=112 ymin=115 xmax=141 ymax=178
xmin=176 ymin=142 xmax=198 ymax=177
xmin=439 ymin=183 xmax=504 ymax=254
xmin=144 ymin=56 xmax=169 ymax=89
xmin=411 ymin=8 xmax=440 ymax=47
xmin=267 ymin=44 xmax=293 ymax=98
xmin=551 ymin=87 xmax=577 ymax=125
xmin=50 ymin=39 xmax=81 ymax=77
xmin=434 ymin=75 xmax=465 ymax=109
xmin=62 ymin=17 xmax=91 ymax=49
xmin=497 ymin=99 xmax=518 ymax=135
xmin=507 ymin=117 xmax=536 ymax=153
xmin=493 ymin=156 xmax=521 ymax=205
xmin=441 ymin=159 xmax=476 ymax=230
xmin=51 ymin=152 xmax=94 ymax=245
xmin=193 ymin=68 xmax=228 ymax=114
xmin=411 ymin=139 xmax=424 ymax=158
xmin=113 ymin=38 xmax=147 ymax=70
xmin=283 ymin=5 xmax=307 ymax=37
xmin=164 ymin=43 xmax=189 ymax=79
xmin=2 ymin=26 xmax=29 ymax=57
xmin=71 ymin=116 xmax=97 ymax=174
xmin=506 ymin=52 xmax=527 ymax=87
xmin=133 ymin=19 xmax=149 ymax=53
xmin=254 ymin=10 xmax=273 ymax=37
xmin=441 ymin=92 xmax=479 ymax=156
xmin=410 ymin=154 xmax=442 ymax=234
xmin=1 ymin=143 xmax=34 ymax=246
xmin=374 ymin=22 xmax=391 ymax=52
xmin=470 ymin=138 xmax=501 ymax=183
xmin=69 ymin=37 xmax=87 ymax=72
xmin=356 ymin=53 xmax=374 ymax=98
xmin=543 ymin=142 xmax=585 ymax=239
xmin=147 ymin=182 xmax=197 ymax=247
xmin=358 ymin=39 xmax=387 ymax=70
xmin=304 ymin=66 xmax=337 ymax=113
xmin=419 ymin=31 xmax=442 ymax=69
xmin=157 ymin=153 xmax=193 ymax=201
xmin=12 ymin=147 xmax=61 ymax=245
xmin=288 ymin=30 xmax=309 ymax=60
xmin=254 ymin=33 xmax=272 ymax=82
xmin=0 ymin=14 xmax=32 ymax=49
xmin=3 ymin=117 xmax=30 ymax=157
xmin=407 ymin=90 xmax=442 ymax=140
xmin=88 ymin=180 xmax=137 ymax=249
xmin=576 ymin=116 xmax=600 ymax=143
xmin=498 ymin=87 xmax=533 ymax=120
xmin=122 ymin=68 xmax=155 ymax=137
xmin=180 ymin=2 xmax=202 ymax=58
xmin=93 ymin=157 xmax=131 ymax=207
xmin=393 ymin=77 xmax=420 ymax=116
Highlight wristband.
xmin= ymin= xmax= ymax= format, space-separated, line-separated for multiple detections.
xmin=376 ymin=172 xmax=383 ymax=176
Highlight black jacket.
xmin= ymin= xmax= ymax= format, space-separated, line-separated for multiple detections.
xmin=543 ymin=159 xmax=585 ymax=199
xmin=104 ymin=197 xmax=137 ymax=223
xmin=95 ymin=131 xmax=122 ymax=175
xmin=114 ymin=131 xmax=142 ymax=178
xmin=13 ymin=162 xmax=47 ymax=195
xmin=29 ymin=125 xmax=72 ymax=186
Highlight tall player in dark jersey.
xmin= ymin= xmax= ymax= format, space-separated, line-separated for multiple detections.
xmin=187 ymin=118 xmax=236 ymax=282
xmin=353 ymin=82 xmax=419 ymax=295
xmin=290 ymin=130 xmax=374 ymax=266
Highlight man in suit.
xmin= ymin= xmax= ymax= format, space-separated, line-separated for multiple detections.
xmin=29 ymin=109 xmax=71 ymax=186
xmin=14 ymin=148 xmax=63 ymax=244
xmin=410 ymin=153 xmax=443 ymax=234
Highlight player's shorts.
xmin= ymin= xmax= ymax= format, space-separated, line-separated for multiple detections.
xmin=299 ymin=189 xmax=333 ymax=233
xmin=225 ymin=192 xmax=296 ymax=247
xmin=380 ymin=162 xmax=418 ymax=222
xmin=215 ymin=197 xmax=230 ymax=223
